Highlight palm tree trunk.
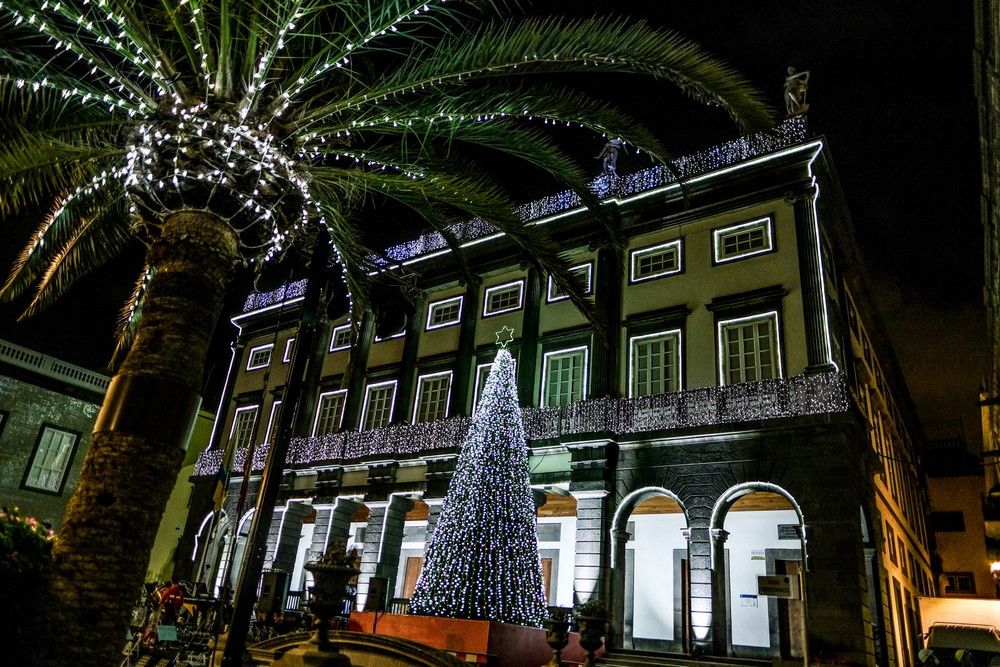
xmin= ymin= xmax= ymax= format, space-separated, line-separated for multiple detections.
xmin=30 ymin=210 xmax=238 ymax=667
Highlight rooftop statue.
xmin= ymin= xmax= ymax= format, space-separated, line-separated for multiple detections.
xmin=784 ymin=66 xmax=810 ymax=115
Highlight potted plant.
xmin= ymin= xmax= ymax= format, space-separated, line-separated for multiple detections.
xmin=573 ymin=598 xmax=608 ymax=667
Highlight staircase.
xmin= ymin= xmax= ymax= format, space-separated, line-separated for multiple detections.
xmin=598 ymin=649 xmax=773 ymax=667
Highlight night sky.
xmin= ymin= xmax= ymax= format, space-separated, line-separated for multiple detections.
xmin=0 ymin=3 xmax=984 ymax=447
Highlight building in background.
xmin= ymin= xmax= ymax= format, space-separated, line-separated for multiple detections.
xmin=189 ymin=118 xmax=930 ymax=666
xmin=0 ymin=338 xmax=108 ymax=527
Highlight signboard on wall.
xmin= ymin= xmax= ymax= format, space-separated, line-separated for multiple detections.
xmin=757 ymin=574 xmax=801 ymax=599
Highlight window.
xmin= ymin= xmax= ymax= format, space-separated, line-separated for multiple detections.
xmin=329 ymin=324 xmax=352 ymax=352
xmin=713 ymin=217 xmax=774 ymax=263
xmin=473 ymin=359 xmax=517 ymax=414
xmin=283 ymin=338 xmax=295 ymax=363
xmin=426 ymin=296 xmax=463 ymax=330
xmin=930 ymin=511 xmax=966 ymax=532
xmin=718 ymin=312 xmax=781 ymax=384
xmin=629 ymin=330 xmax=682 ymax=397
xmin=547 ymin=263 xmax=593 ymax=303
xmin=944 ymin=572 xmax=976 ymax=595
xmin=630 ymin=240 xmax=682 ymax=282
xmin=361 ymin=381 xmax=397 ymax=430
xmin=885 ymin=522 xmax=897 ymax=564
xmin=483 ymin=280 xmax=524 ymax=317
xmin=230 ymin=405 xmax=259 ymax=447
xmin=246 ymin=344 xmax=273 ymax=370
xmin=23 ymin=425 xmax=79 ymax=493
xmin=265 ymin=400 xmax=282 ymax=443
xmin=542 ymin=346 xmax=588 ymax=407
xmin=413 ymin=372 xmax=452 ymax=423
xmin=312 ymin=391 xmax=346 ymax=436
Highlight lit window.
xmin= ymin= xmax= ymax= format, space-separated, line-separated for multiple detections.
xmin=426 ymin=296 xmax=463 ymax=330
xmin=713 ymin=217 xmax=773 ymax=263
xmin=483 ymin=280 xmax=524 ymax=316
xmin=283 ymin=338 xmax=295 ymax=363
xmin=312 ymin=391 xmax=347 ymax=436
xmin=23 ymin=426 xmax=78 ymax=493
xmin=542 ymin=346 xmax=588 ymax=407
xmin=246 ymin=344 xmax=273 ymax=370
xmin=265 ymin=400 xmax=282 ymax=443
xmin=361 ymin=381 xmax=397 ymax=430
xmin=718 ymin=312 xmax=781 ymax=384
xmin=547 ymin=263 xmax=593 ymax=303
xmin=329 ymin=324 xmax=352 ymax=352
xmin=630 ymin=240 xmax=682 ymax=282
xmin=413 ymin=372 xmax=453 ymax=423
xmin=230 ymin=405 xmax=259 ymax=447
xmin=629 ymin=330 xmax=682 ymax=397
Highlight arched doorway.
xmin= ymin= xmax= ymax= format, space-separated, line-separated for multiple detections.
xmin=191 ymin=510 xmax=229 ymax=594
xmin=611 ymin=487 xmax=690 ymax=652
xmin=215 ymin=508 xmax=255 ymax=595
xmin=711 ymin=483 xmax=806 ymax=661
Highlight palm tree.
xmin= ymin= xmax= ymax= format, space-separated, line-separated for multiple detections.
xmin=0 ymin=1 xmax=770 ymax=663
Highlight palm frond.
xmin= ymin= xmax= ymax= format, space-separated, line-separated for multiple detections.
xmin=112 ymin=265 xmax=155 ymax=369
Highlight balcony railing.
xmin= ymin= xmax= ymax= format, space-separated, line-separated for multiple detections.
xmin=0 ymin=338 xmax=109 ymax=394
xmin=194 ymin=370 xmax=848 ymax=477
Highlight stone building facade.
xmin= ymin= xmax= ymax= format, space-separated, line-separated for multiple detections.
xmin=0 ymin=338 xmax=108 ymax=527
xmin=189 ymin=118 xmax=931 ymax=666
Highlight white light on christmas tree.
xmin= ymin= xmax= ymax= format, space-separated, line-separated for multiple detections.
xmin=408 ymin=344 xmax=547 ymax=627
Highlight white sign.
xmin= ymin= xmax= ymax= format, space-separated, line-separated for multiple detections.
xmin=757 ymin=574 xmax=800 ymax=599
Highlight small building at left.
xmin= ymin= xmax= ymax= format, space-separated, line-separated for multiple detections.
xmin=0 ymin=338 xmax=109 ymax=528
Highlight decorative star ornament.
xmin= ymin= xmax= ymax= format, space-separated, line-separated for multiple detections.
xmin=495 ymin=325 xmax=516 ymax=349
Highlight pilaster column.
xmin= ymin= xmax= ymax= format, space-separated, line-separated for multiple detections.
xmin=591 ymin=244 xmax=623 ymax=398
xmin=609 ymin=526 xmax=631 ymax=650
xmin=570 ymin=489 xmax=612 ymax=606
xmin=271 ymin=501 xmax=312 ymax=574
xmin=343 ymin=310 xmax=376 ymax=430
xmin=292 ymin=319 xmax=332 ymax=437
xmin=423 ymin=497 xmax=445 ymax=547
xmin=791 ymin=187 xmax=837 ymax=373
xmin=450 ymin=279 xmax=481 ymax=417
xmin=311 ymin=496 xmax=363 ymax=557
xmin=394 ymin=295 xmax=426 ymax=424
xmin=517 ymin=267 xmax=543 ymax=406
xmin=710 ymin=528 xmax=730 ymax=656
xmin=355 ymin=494 xmax=415 ymax=609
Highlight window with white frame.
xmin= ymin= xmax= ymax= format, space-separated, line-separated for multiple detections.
xmin=312 ymin=390 xmax=347 ymax=436
xmin=265 ymin=400 xmax=282 ymax=442
xmin=23 ymin=426 xmax=78 ymax=493
xmin=630 ymin=240 xmax=682 ymax=282
xmin=713 ymin=217 xmax=773 ymax=263
xmin=329 ymin=324 xmax=352 ymax=352
xmin=283 ymin=338 xmax=295 ymax=363
xmin=246 ymin=344 xmax=273 ymax=370
xmin=361 ymin=381 xmax=397 ymax=430
xmin=230 ymin=405 xmax=259 ymax=447
xmin=542 ymin=346 xmax=588 ymax=407
xmin=629 ymin=330 xmax=682 ymax=397
xmin=413 ymin=372 xmax=452 ymax=423
xmin=718 ymin=312 xmax=781 ymax=384
xmin=483 ymin=280 xmax=524 ymax=316
xmin=547 ymin=263 xmax=593 ymax=303
xmin=426 ymin=296 xmax=463 ymax=330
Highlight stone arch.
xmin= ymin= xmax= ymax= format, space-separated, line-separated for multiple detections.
xmin=191 ymin=509 xmax=230 ymax=592
xmin=609 ymin=486 xmax=691 ymax=653
xmin=708 ymin=481 xmax=808 ymax=661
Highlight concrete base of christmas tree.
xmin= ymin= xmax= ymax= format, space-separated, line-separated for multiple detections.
xmin=350 ymin=612 xmax=600 ymax=666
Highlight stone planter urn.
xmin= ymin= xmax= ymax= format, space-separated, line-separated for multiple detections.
xmin=543 ymin=606 xmax=572 ymax=667
xmin=574 ymin=599 xmax=608 ymax=667
xmin=274 ymin=545 xmax=360 ymax=666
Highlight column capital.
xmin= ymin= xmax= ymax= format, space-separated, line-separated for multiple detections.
xmin=710 ymin=528 xmax=730 ymax=543
xmin=569 ymin=488 xmax=609 ymax=501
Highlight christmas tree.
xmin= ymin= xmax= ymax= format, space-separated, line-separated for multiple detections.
xmin=408 ymin=343 xmax=547 ymax=626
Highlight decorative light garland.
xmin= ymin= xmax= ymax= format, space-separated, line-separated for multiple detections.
xmin=194 ymin=370 xmax=849 ymax=476
xmin=407 ymin=347 xmax=548 ymax=626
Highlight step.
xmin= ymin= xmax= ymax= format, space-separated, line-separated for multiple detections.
xmin=599 ymin=649 xmax=772 ymax=667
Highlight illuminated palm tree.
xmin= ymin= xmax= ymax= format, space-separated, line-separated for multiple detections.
xmin=0 ymin=1 xmax=770 ymax=663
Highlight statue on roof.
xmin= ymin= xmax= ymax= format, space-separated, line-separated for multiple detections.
xmin=784 ymin=66 xmax=810 ymax=115
xmin=597 ymin=137 xmax=625 ymax=176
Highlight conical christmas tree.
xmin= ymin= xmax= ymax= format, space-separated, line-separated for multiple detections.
xmin=408 ymin=346 xmax=547 ymax=626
